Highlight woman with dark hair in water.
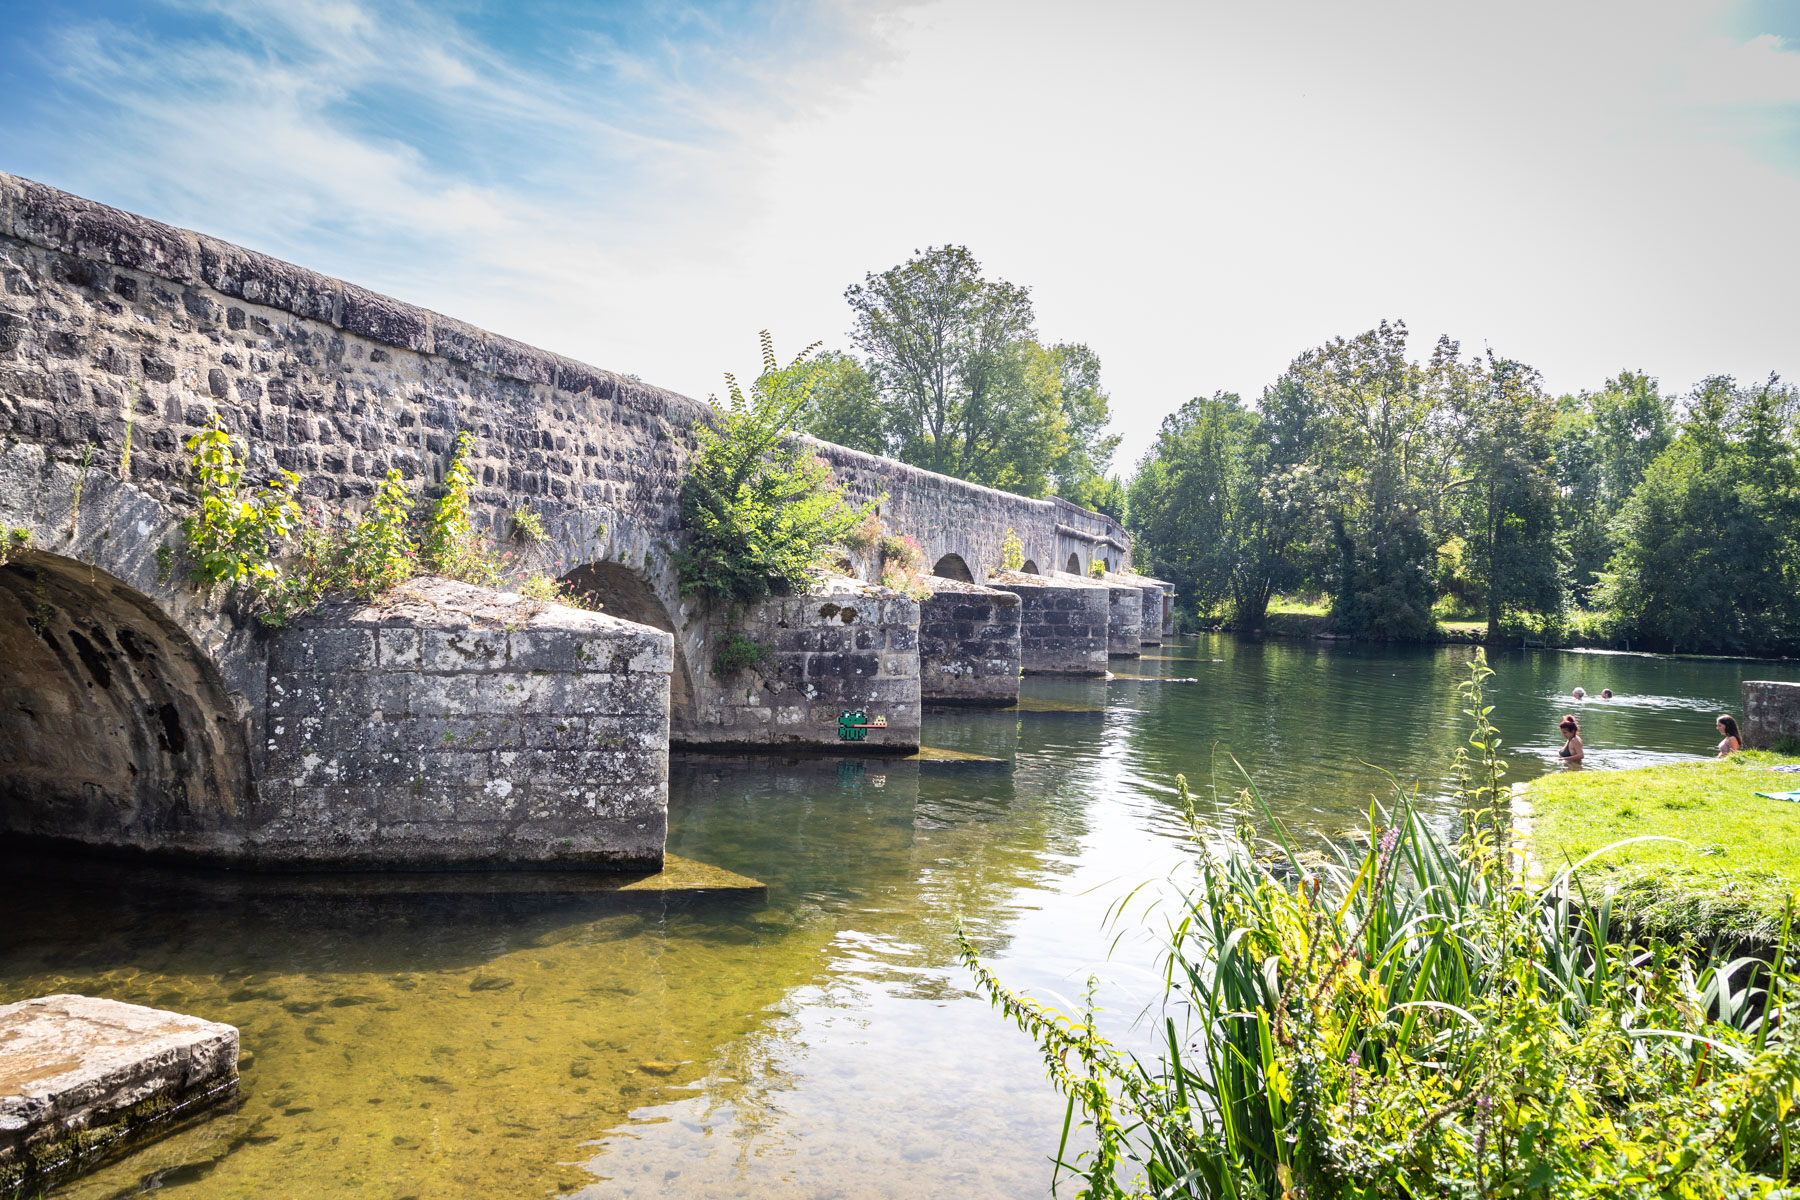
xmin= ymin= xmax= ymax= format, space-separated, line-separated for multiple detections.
xmin=1717 ymin=715 xmax=1742 ymax=757
xmin=1557 ymin=714 xmax=1584 ymax=764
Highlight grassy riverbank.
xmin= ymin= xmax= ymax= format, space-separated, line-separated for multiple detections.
xmin=1527 ymin=751 xmax=1800 ymax=946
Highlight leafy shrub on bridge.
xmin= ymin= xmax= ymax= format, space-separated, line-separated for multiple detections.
xmin=677 ymin=332 xmax=876 ymax=610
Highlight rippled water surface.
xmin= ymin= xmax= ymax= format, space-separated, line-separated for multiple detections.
xmin=9 ymin=636 xmax=1799 ymax=1198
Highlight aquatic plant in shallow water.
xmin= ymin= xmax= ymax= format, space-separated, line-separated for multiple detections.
xmin=963 ymin=650 xmax=1800 ymax=1199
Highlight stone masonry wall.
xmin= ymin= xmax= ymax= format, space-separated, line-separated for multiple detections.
xmin=687 ymin=578 xmax=921 ymax=751
xmin=991 ymin=571 xmax=1109 ymax=676
xmin=918 ymin=577 xmax=1021 ymax=706
xmin=261 ymin=578 xmax=670 ymax=868
xmin=813 ymin=440 xmax=1130 ymax=589
xmin=1742 ymin=681 xmax=1800 ymax=751
xmin=0 ymin=172 xmax=1129 ymax=756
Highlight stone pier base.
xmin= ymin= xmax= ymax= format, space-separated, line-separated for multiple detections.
xmin=263 ymin=577 xmax=673 ymax=869
xmin=1743 ymin=681 xmax=1800 ymax=750
xmin=918 ymin=577 xmax=1022 ymax=706
xmin=992 ymin=571 xmax=1109 ymax=676
xmin=685 ymin=578 xmax=922 ymax=751
xmin=1118 ymin=573 xmax=1173 ymax=645
xmin=1098 ymin=574 xmax=1144 ymax=658
xmin=0 ymin=994 xmax=239 ymax=1192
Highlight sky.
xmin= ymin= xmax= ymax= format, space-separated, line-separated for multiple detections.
xmin=2 ymin=0 xmax=1797 ymax=470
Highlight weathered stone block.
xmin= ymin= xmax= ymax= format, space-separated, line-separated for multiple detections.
xmin=681 ymin=576 xmax=922 ymax=750
xmin=992 ymin=571 xmax=1110 ymax=675
xmin=1742 ymin=681 xmax=1800 ymax=750
xmin=1100 ymin=574 xmax=1144 ymax=658
xmin=918 ymin=577 xmax=1021 ymax=706
xmin=257 ymin=577 xmax=670 ymax=868
xmin=0 ymin=994 xmax=238 ymax=1193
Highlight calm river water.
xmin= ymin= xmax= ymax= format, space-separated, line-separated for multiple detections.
xmin=9 ymin=635 xmax=1800 ymax=1199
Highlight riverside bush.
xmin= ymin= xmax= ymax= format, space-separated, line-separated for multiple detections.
xmin=965 ymin=652 xmax=1799 ymax=1199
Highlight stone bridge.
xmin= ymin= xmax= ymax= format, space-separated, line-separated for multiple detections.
xmin=0 ymin=173 xmax=1166 ymax=871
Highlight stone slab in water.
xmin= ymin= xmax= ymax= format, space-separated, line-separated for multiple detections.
xmin=0 ymin=994 xmax=239 ymax=1190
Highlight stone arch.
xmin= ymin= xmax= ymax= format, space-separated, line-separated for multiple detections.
xmin=931 ymin=553 xmax=974 ymax=583
xmin=1066 ymin=553 xmax=1082 ymax=574
xmin=1020 ymin=559 xmax=1039 ymax=575
xmin=560 ymin=561 xmax=694 ymax=722
xmin=0 ymin=550 xmax=253 ymax=853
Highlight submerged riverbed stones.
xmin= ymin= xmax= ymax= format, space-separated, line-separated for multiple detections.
xmin=0 ymin=994 xmax=239 ymax=1191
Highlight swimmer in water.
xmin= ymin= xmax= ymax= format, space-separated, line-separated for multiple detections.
xmin=1601 ymin=688 xmax=1613 ymax=699
xmin=1717 ymin=715 xmax=1741 ymax=758
xmin=1558 ymin=714 xmax=1584 ymax=764
xmin=1572 ymin=686 xmax=1587 ymax=701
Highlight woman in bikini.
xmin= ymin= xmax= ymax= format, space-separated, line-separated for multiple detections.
xmin=1557 ymin=715 xmax=1583 ymax=765
xmin=1717 ymin=715 xmax=1742 ymax=758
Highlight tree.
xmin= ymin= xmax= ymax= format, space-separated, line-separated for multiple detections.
xmin=1045 ymin=342 xmax=1124 ymax=516
xmin=800 ymin=351 xmax=886 ymax=455
xmin=1600 ymin=375 xmax=1800 ymax=653
xmin=1293 ymin=321 xmax=1440 ymax=640
xmin=1125 ymin=392 xmax=1310 ymax=627
xmin=1443 ymin=349 xmax=1567 ymax=639
xmin=843 ymin=245 xmax=1067 ymax=494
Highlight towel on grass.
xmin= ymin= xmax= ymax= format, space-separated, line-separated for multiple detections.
xmin=1755 ymin=790 xmax=1800 ymax=802
xmin=1769 ymin=764 xmax=1800 ymax=774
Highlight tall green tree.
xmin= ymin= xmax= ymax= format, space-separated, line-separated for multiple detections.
xmin=1444 ymin=349 xmax=1567 ymax=639
xmin=799 ymin=351 xmax=886 ymax=455
xmin=1294 ymin=320 xmax=1441 ymax=640
xmin=1045 ymin=341 xmax=1124 ymax=516
xmin=1600 ymin=374 xmax=1800 ymax=653
xmin=842 ymin=245 xmax=1067 ymax=494
xmin=1126 ymin=392 xmax=1311 ymax=627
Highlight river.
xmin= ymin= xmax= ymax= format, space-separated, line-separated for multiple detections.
xmin=9 ymin=635 xmax=1799 ymax=1198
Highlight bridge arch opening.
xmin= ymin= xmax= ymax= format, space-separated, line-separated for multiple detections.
xmin=0 ymin=552 xmax=251 ymax=852
xmin=931 ymin=554 xmax=974 ymax=583
xmin=559 ymin=562 xmax=693 ymax=722
xmin=1066 ymin=553 xmax=1082 ymax=574
xmin=1020 ymin=560 xmax=1039 ymax=575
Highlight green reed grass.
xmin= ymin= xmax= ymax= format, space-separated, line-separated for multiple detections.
xmin=963 ymin=651 xmax=1800 ymax=1199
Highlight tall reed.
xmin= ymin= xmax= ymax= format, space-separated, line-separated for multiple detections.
xmin=964 ymin=651 xmax=1799 ymax=1199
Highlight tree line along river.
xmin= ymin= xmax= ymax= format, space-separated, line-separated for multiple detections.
xmin=7 ymin=634 xmax=1797 ymax=1199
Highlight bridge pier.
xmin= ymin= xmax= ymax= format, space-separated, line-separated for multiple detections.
xmin=917 ymin=577 xmax=1021 ymax=707
xmin=680 ymin=579 xmax=922 ymax=751
xmin=1098 ymin=574 xmax=1144 ymax=659
xmin=261 ymin=578 xmax=671 ymax=868
xmin=990 ymin=571 xmax=1110 ymax=676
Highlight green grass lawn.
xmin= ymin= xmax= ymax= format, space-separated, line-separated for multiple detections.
xmin=1526 ymin=751 xmax=1800 ymax=946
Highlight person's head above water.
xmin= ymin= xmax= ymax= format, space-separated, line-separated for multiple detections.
xmin=1601 ymin=689 xmax=1613 ymax=699
xmin=1560 ymin=714 xmax=1580 ymax=736
xmin=1572 ymin=687 xmax=1587 ymax=700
